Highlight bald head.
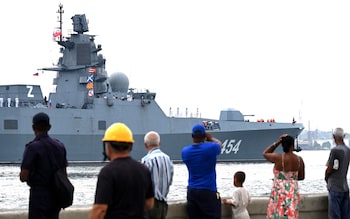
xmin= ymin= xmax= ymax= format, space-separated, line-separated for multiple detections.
xmin=144 ymin=131 xmax=160 ymax=150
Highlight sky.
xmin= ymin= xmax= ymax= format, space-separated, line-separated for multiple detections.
xmin=1 ymin=1 xmax=350 ymax=132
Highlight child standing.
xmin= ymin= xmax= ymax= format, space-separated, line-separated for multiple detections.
xmin=222 ymin=171 xmax=251 ymax=219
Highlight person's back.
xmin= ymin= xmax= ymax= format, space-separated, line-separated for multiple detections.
xmin=181 ymin=124 xmax=222 ymax=219
xmin=263 ymin=134 xmax=305 ymax=219
xmin=274 ymin=153 xmax=301 ymax=172
xmin=222 ymin=171 xmax=251 ymax=219
xmin=21 ymin=136 xmax=67 ymax=187
xmin=272 ymin=153 xmax=302 ymax=184
xmin=182 ymin=140 xmax=219 ymax=190
xmin=141 ymin=148 xmax=173 ymax=199
xmin=142 ymin=131 xmax=174 ymax=219
xmin=325 ymin=127 xmax=350 ymax=219
xmin=231 ymin=187 xmax=250 ymax=219
xmin=327 ymin=144 xmax=350 ymax=191
xmin=89 ymin=123 xmax=154 ymax=219
xmin=96 ymin=157 xmax=153 ymax=218
xmin=20 ymin=112 xmax=68 ymax=219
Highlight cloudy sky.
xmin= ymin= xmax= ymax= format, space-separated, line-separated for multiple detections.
xmin=1 ymin=1 xmax=350 ymax=132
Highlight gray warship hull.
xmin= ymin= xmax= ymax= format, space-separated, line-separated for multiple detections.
xmin=0 ymin=5 xmax=303 ymax=163
xmin=0 ymin=106 xmax=302 ymax=163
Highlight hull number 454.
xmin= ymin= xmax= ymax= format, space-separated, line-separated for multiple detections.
xmin=221 ymin=139 xmax=242 ymax=154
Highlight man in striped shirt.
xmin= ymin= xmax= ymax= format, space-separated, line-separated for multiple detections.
xmin=141 ymin=131 xmax=174 ymax=219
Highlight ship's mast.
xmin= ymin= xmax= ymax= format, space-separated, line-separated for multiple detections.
xmin=57 ymin=3 xmax=64 ymax=42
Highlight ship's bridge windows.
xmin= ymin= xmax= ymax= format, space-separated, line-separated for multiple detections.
xmin=98 ymin=120 xmax=106 ymax=130
xmin=4 ymin=120 xmax=18 ymax=130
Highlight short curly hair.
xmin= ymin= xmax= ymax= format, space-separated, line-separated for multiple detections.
xmin=234 ymin=171 xmax=246 ymax=183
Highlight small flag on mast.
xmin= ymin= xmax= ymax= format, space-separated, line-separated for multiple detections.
xmin=53 ymin=29 xmax=62 ymax=38
xmin=53 ymin=29 xmax=62 ymax=41
xmin=33 ymin=73 xmax=39 ymax=76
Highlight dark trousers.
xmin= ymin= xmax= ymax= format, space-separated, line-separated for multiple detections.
xmin=328 ymin=190 xmax=350 ymax=219
xmin=186 ymin=188 xmax=221 ymax=219
xmin=145 ymin=199 xmax=168 ymax=219
xmin=29 ymin=187 xmax=61 ymax=219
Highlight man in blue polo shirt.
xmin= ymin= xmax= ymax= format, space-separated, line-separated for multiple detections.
xmin=181 ymin=123 xmax=223 ymax=219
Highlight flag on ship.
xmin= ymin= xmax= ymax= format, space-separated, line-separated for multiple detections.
xmin=87 ymin=74 xmax=94 ymax=83
xmin=53 ymin=29 xmax=62 ymax=38
xmin=88 ymin=67 xmax=96 ymax=74
xmin=53 ymin=28 xmax=62 ymax=41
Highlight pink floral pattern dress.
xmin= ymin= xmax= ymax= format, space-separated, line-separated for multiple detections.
xmin=266 ymin=155 xmax=300 ymax=219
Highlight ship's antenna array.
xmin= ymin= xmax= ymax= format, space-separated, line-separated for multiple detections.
xmin=57 ymin=3 xmax=64 ymax=42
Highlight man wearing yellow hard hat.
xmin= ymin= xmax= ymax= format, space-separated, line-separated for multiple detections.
xmin=89 ymin=122 xmax=154 ymax=219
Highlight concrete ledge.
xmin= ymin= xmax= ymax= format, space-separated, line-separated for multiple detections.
xmin=0 ymin=193 xmax=328 ymax=219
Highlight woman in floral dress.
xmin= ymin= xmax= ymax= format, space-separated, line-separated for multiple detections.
xmin=263 ymin=134 xmax=305 ymax=219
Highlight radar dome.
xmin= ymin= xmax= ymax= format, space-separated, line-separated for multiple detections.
xmin=109 ymin=72 xmax=129 ymax=93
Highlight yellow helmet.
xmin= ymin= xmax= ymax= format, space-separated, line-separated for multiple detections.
xmin=102 ymin=122 xmax=134 ymax=143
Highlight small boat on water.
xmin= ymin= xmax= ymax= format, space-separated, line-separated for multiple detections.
xmin=0 ymin=4 xmax=303 ymax=163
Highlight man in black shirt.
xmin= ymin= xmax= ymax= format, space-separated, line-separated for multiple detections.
xmin=89 ymin=122 xmax=154 ymax=219
xmin=20 ymin=112 xmax=68 ymax=219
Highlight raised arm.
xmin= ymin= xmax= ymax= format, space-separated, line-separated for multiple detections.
xmin=206 ymin=133 xmax=223 ymax=148
xmin=263 ymin=134 xmax=287 ymax=163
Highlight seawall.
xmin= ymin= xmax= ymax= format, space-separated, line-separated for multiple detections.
xmin=0 ymin=193 xmax=328 ymax=219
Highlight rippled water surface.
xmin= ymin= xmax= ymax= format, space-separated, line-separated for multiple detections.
xmin=0 ymin=150 xmax=340 ymax=211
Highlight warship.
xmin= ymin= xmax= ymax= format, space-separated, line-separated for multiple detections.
xmin=0 ymin=5 xmax=303 ymax=163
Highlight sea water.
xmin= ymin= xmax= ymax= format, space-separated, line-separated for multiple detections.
xmin=0 ymin=150 xmax=341 ymax=211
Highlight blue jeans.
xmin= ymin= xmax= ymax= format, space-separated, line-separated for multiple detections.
xmin=328 ymin=190 xmax=350 ymax=219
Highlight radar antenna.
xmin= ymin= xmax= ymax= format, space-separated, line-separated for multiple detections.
xmin=57 ymin=3 xmax=64 ymax=42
